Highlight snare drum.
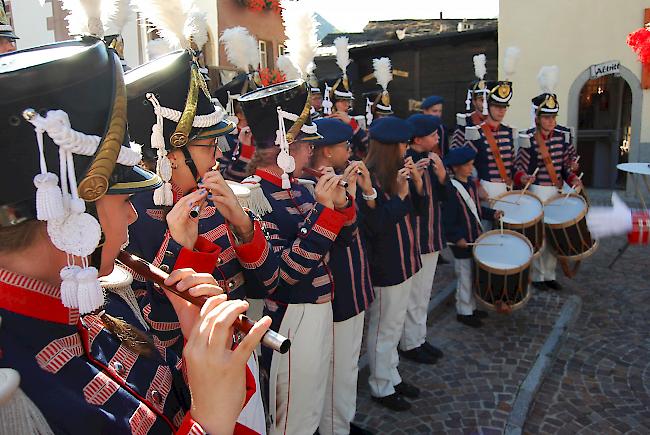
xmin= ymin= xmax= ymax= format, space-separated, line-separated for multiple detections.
xmin=473 ymin=230 xmax=534 ymax=312
xmin=491 ymin=191 xmax=544 ymax=257
xmin=543 ymin=193 xmax=598 ymax=261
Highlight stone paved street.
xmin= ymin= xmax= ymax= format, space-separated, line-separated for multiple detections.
xmin=351 ymin=218 xmax=650 ymax=433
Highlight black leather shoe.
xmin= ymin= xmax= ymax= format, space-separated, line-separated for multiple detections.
xmin=545 ymin=280 xmax=563 ymax=290
xmin=371 ymin=393 xmax=411 ymax=411
xmin=422 ymin=341 xmax=444 ymax=358
xmin=473 ymin=309 xmax=489 ymax=319
xmin=394 ymin=381 xmax=420 ymax=398
xmin=399 ymin=346 xmax=438 ymax=365
xmin=349 ymin=422 xmax=374 ymax=435
xmin=456 ymin=314 xmax=483 ymax=328
xmin=532 ymin=281 xmax=548 ymax=291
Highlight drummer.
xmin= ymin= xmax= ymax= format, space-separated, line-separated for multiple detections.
xmin=463 ymin=48 xmax=521 ymax=207
xmin=450 ymin=54 xmax=488 ymax=150
xmin=443 ymin=146 xmax=503 ymax=328
xmin=514 ymin=66 xmax=582 ymax=291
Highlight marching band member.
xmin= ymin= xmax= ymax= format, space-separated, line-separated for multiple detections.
xmin=464 ymin=47 xmax=521 ymax=205
xmin=450 ymin=54 xmax=488 ymax=149
xmin=443 ymin=146 xmax=502 ymax=328
xmin=361 ymin=116 xmax=428 ymax=412
xmin=514 ymin=66 xmax=581 ymax=291
xmin=239 ymin=79 xmax=356 ymax=435
xmin=0 ymin=38 xmax=269 ymax=435
xmin=310 ymin=77 xmax=325 ymax=120
xmin=309 ymin=118 xmax=374 ymax=435
xmin=420 ymin=95 xmax=450 ymax=156
xmin=398 ymin=114 xmax=448 ymax=365
xmin=214 ymin=26 xmax=262 ymax=182
xmin=367 ymin=57 xmax=395 ymax=124
xmin=327 ymin=36 xmax=369 ymax=160
xmin=0 ymin=0 xmax=17 ymax=54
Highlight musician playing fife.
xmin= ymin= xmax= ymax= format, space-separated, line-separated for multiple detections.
xmin=514 ymin=66 xmax=581 ymax=291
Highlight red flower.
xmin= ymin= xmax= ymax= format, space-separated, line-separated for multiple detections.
xmin=247 ymin=0 xmax=265 ymax=12
xmin=259 ymin=68 xmax=286 ymax=86
xmin=268 ymin=0 xmax=282 ymax=13
xmin=627 ymin=27 xmax=650 ymax=63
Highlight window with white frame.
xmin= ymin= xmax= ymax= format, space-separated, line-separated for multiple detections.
xmin=259 ymin=40 xmax=267 ymax=69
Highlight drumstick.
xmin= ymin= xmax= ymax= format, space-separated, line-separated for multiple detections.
xmin=117 ymin=250 xmax=291 ymax=354
xmin=303 ymin=167 xmax=349 ymax=188
xmin=562 ymin=172 xmax=584 ymax=202
xmin=517 ymin=167 xmax=539 ymax=204
xmin=490 ymin=198 xmax=518 ymax=205
xmin=500 ymin=216 xmax=504 ymax=235
xmin=190 ymin=162 xmax=220 ymax=218
xmin=447 ymin=242 xmax=503 ymax=247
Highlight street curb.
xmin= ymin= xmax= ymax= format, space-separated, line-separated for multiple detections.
xmin=504 ymin=294 xmax=582 ymax=435
xmin=357 ymin=279 xmax=457 ymax=371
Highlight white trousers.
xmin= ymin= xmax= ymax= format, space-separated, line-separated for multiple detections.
xmin=319 ymin=312 xmax=365 ymax=435
xmin=532 ymin=244 xmax=557 ymax=282
xmin=454 ymin=258 xmax=477 ymax=315
xmin=366 ymin=276 xmax=415 ymax=398
xmin=269 ymin=303 xmax=333 ymax=435
xmin=399 ymin=252 xmax=439 ymax=351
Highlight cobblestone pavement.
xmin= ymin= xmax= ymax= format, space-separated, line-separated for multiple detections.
xmin=353 ymin=249 xmax=570 ymax=434
xmin=524 ymin=236 xmax=650 ymax=435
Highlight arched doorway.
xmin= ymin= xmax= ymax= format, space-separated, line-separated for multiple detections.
xmin=567 ymin=64 xmax=643 ymax=192
xmin=577 ymin=76 xmax=632 ymax=188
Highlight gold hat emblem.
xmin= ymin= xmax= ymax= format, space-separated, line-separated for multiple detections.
xmin=546 ymin=95 xmax=556 ymax=109
xmin=497 ymin=83 xmax=511 ymax=99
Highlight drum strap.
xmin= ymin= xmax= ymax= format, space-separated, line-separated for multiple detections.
xmin=481 ymin=124 xmax=512 ymax=186
xmin=558 ymin=258 xmax=581 ymax=278
xmin=535 ymin=131 xmax=561 ymax=187
xmin=451 ymin=179 xmax=483 ymax=230
xmin=471 ymin=111 xmax=484 ymax=126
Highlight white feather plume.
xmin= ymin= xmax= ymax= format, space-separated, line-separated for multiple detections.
xmin=334 ymin=36 xmax=350 ymax=76
xmin=277 ymin=55 xmax=300 ymax=80
xmin=281 ymin=0 xmax=320 ymax=79
xmin=132 ymin=0 xmax=191 ymax=50
xmin=185 ymin=9 xmax=209 ymax=50
xmin=147 ymin=38 xmax=173 ymax=60
xmin=503 ymin=46 xmax=520 ymax=79
xmin=537 ymin=65 xmax=559 ymax=94
xmin=221 ymin=26 xmax=259 ymax=72
xmin=473 ymin=53 xmax=487 ymax=80
xmin=104 ymin=0 xmax=131 ymax=36
xmin=62 ymin=0 xmax=114 ymax=38
xmin=373 ymin=57 xmax=393 ymax=91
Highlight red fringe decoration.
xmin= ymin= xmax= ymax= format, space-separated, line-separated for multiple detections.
xmin=627 ymin=27 xmax=650 ymax=63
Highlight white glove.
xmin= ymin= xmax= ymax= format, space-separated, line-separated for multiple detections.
xmin=586 ymin=192 xmax=632 ymax=239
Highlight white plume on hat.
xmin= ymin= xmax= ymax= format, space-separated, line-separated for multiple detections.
xmin=537 ymin=65 xmax=559 ymax=93
xmin=62 ymin=0 xmax=115 ymax=38
xmin=334 ymin=36 xmax=350 ymax=78
xmin=281 ymin=0 xmax=320 ymax=79
xmin=103 ymin=0 xmax=132 ymax=36
xmin=221 ymin=26 xmax=260 ymax=72
xmin=373 ymin=57 xmax=393 ymax=92
xmin=133 ymin=0 xmax=204 ymax=50
xmin=473 ymin=53 xmax=487 ymax=80
xmin=503 ymin=46 xmax=520 ymax=80
xmin=277 ymin=55 xmax=301 ymax=80
xmin=147 ymin=38 xmax=173 ymax=60
xmin=186 ymin=9 xmax=209 ymax=51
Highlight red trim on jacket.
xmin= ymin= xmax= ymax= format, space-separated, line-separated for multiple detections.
xmin=173 ymin=237 xmax=222 ymax=273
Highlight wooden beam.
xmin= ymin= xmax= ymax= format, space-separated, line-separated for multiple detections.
xmin=642 ymin=8 xmax=650 ymax=89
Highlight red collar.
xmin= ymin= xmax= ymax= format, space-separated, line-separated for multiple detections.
xmin=0 ymin=268 xmax=79 ymax=325
xmin=539 ymin=130 xmax=553 ymax=141
xmin=255 ymin=169 xmax=296 ymax=189
xmin=171 ymin=182 xmax=185 ymax=203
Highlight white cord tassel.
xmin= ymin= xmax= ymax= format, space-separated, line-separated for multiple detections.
xmin=59 ymin=265 xmax=81 ymax=309
xmin=76 ymin=265 xmax=104 ymax=315
xmin=531 ymin=104 xmax=537 ymax=129
xmin=465 ymin=89 xmax=472 ymax=112
xmin=365 ymin=97 xmax=374 ymax=126
xmin=275 ymin=107 xmax=295 ymax=189
xmin=322 ymin=82 xmax=333 ymax=115
xmin=482 ymin=89 xmax=489 ymax=116
xmin=147 ymin=93 xmax=174 ymax=206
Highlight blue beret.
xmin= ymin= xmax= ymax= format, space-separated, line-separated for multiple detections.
xmin=369 ymin=116 xmax=414 ymax=144
xmin=443 ymin=146 xmax=477 ymax=167
xmin=406 ymin=114 xmax=442 ymax=138
xmin=421 ymin=95 xmax=444 ymax=110
xmin=313 ymin=118 xmax=354 ymax=147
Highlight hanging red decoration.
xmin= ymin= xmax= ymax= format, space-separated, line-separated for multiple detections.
xmin=259 ymin=68 xmax=286 ymax=87
xmin=627 ymin=26 xmax=650 ymax=63
xmin=236 ymin=0 xmax=282 ymax=14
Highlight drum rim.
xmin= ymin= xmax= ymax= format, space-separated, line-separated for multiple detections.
xmin=490 ymin=190 xmax=544 ymax=227
xmin=474 ymin=287 xmax=532 ymax=312
xmin=473 ymin=229 xmax=534 ymax=274
xmin=553 ymin=239 xmax=599 ymax=261
xmin=543 ymin=193 xmax=588 ymax=228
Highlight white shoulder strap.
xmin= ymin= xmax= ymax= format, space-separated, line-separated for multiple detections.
xmin=450 ymin=179 xmax=483 ymax=230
